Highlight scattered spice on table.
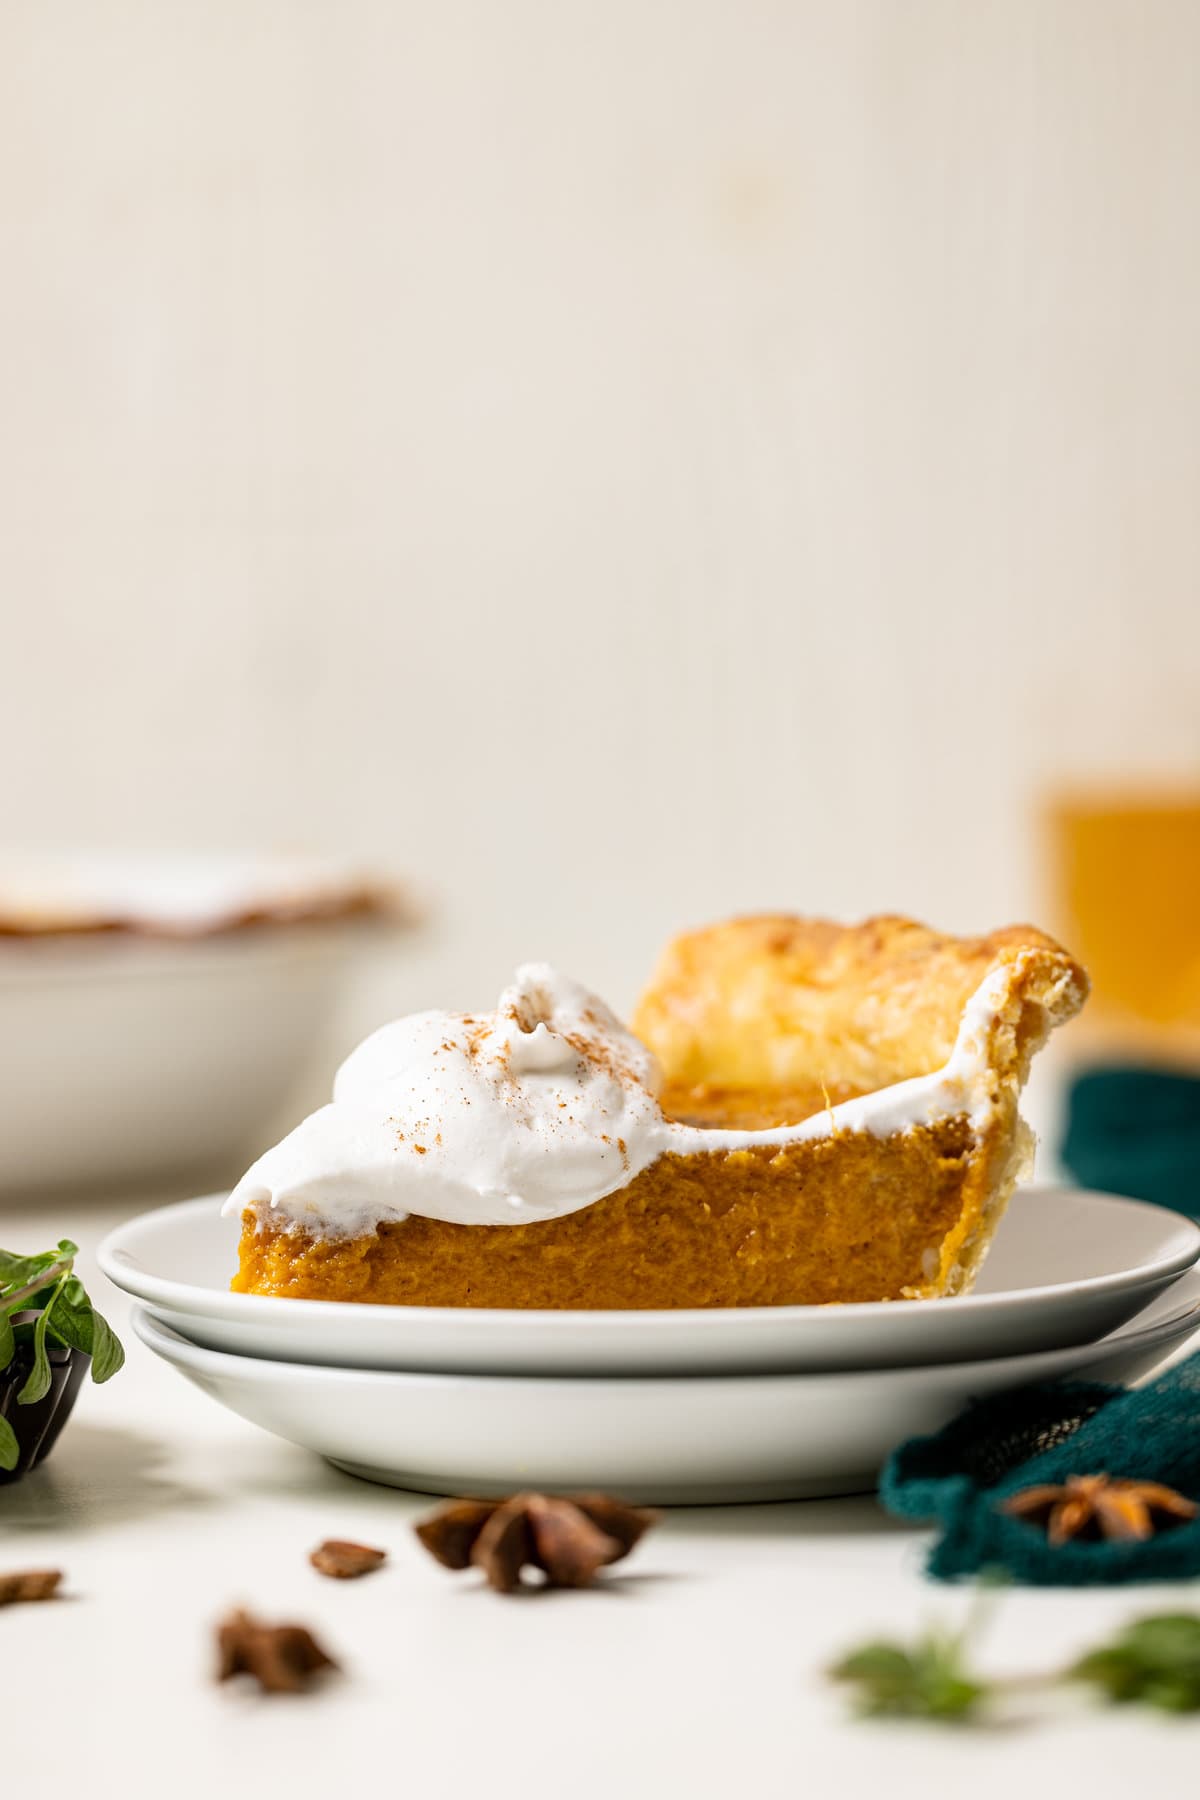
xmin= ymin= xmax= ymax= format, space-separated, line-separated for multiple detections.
xmin=216 ymin=1608 xmax=339 ymax=1695
xmin=0 ymin=1569 xmax=63 ymax=1607
xmin=310 ymin=1539 xmax=387 ymax=1580
xmin=414 ymin=1491 xmax=660 ymax=1593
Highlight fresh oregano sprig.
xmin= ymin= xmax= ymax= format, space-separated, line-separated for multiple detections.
xmin=831 ymin=1605 xmax=1200 ymax=1723
xmin=830 ymin=1627 xmax=986 ymax=1721
xmin=830 ymin=1582 xmax=997 ymax=1722
xmin=1072 ymin=1614 xmax=1200 ymax=1713
xmin=0 ymin=1239 xmax=124 ymax=1470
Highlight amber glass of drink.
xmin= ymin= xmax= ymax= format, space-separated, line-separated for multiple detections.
xmin=1049 ymin=791 xmax=1200 ymax=1034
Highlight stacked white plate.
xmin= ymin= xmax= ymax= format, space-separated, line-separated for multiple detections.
xmin=100 ymin=1187 xmax=1200 ymax=1503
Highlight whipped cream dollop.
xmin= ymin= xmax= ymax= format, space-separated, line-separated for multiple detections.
xmin=225 ymin=965 xmax=668 ymax=1233
xmin=226 ymin=957 xmax=1049 ymax=1237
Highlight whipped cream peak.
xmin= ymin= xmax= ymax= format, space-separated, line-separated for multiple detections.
xmin=504 ymin=1019 xmax=573 ymax=1075
xmin=494 ymin=963 xmax=661 ymax=1090
xmin=227 ymin=965 xmax=667 ymax=1233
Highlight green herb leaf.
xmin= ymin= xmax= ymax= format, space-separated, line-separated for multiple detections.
xmin=0 ymin=1413 xmax=18 ymax=1473
xmin=830 ymin=1630 xmax=987 ymax=1721
xmin=45 ymin=1280 xmax=95 ymax=1355
xmin=0 ymin=1242 xmax=76 ymax=1297
xmin=17 ymin=1278 xmax=64 ymax=1405
xmin=0 ymin=1240 xmax=124 ymax=1402
xmin=88 ymin=1308 xmax=124 ymax=1383
xmin=0 ymin=1249 xmax=62 ymax=1296
xmin=1073 ymin=1614 xmax=1200 ymax=1714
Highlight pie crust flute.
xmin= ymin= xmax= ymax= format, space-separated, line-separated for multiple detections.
xmin=230 ymin=916 xmax=1088 ymax=1310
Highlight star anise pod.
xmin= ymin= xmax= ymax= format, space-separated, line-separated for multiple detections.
xmin=414 ymin=1491 xmax=660 ymax=1593
xmin=216 ymin=1608 xmax=339 ymax=1694
xmin=1001 ymin=1474 xmax=1198 ymax=1545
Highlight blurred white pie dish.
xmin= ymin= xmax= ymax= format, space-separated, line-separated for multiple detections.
xmin=100 ymin=1186 xmax=1200 ymax=1377
xmin=131 ymin=1270 xmax=1200 ymax=1503
xmin=0 ymin=851 xmax=414 ymax=1192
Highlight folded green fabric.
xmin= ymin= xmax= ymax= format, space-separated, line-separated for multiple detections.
xmin=1062 ymin=1066 xmax=1200 ymax=1217
xmin=880 ymin=1353 xmax=1200 ymax=1584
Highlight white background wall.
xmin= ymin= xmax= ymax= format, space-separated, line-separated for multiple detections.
xmin=2 ymin=0 xmax=1199 ymax=1017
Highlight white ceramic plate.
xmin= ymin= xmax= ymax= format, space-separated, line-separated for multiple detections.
xmin=132 ymin=1274 xmax=1200 ymax=1503
xmin=101 ymin=1188 xmax=1200 ymax=1377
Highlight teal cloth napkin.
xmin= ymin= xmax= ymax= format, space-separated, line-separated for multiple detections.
xmin=879 ymin=1352 xmax=1200 ymax=1584
xmin=1062 ymin=1066 xmax=1200 ymax=1217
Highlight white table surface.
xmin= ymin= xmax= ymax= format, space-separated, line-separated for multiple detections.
xmin=4 ymin=1182 xmax=1199 ymax=1797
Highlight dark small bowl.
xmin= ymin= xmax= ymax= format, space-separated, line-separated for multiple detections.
xmin=0 ymin=1317 xmax=89 ymax=1485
